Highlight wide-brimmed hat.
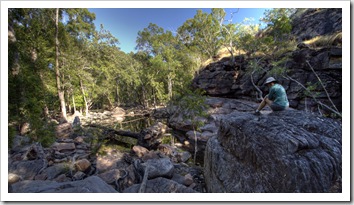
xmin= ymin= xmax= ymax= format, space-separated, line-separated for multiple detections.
xmin=264 ymin=77 xmax=277 ymax=85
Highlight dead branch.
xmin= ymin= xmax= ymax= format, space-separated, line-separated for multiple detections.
xmin=282 ymin=74 xmax=342 ymax=117
xmin=88 ymin=124 xmax=141 ymax=139
xmin=138 ymin=165 xmax=150 ymax=193
xmin=306 ymin=60 xmax=340 ymax=114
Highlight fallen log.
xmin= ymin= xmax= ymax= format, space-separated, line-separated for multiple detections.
xmin=88 ymin=122 xmax=167 ymax=150
xmin=88 ymin=124 xmax=141 ymax=139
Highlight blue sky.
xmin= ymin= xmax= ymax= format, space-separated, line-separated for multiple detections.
xmin=88 ymin=8 xmax=269 ymax=53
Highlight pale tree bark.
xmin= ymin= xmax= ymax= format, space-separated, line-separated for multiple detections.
xmin=55 ymin=8 xmax=67 ymax=120
xmin=72 ymin=94 xmax=76 ymax=113
xmin=79 ymin=78 xmax=89 ymax=116
xmin=167 ymin=64 xmax=173 ymax=101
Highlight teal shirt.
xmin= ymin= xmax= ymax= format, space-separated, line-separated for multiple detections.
xmin=268 ymin=84 xmax=289 ymax=108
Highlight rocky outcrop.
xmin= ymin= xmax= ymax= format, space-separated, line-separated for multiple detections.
xmin=192 ymin=8 xmax=342 ymax=116
xmin=204 ymin=109 xmax=342 ymax=193
xmin=123 ymin=177 xmax=197 ymax=193
xmin=291 ymin=8 xmax=342 ymax=41
xmin=11 ymin=176 xmax=117 ymax=193
xmin=168 ymin=97 xmax=265 ymax=158
xmin=192 ymin=46 xmax=342 ymax=115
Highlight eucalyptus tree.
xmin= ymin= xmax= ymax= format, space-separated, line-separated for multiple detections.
xmin=57 ymin=8 xmax=95 ymax=115
xmin=177 ymin=9 xmax=225 ymax=60
xmin=136 ymin=23 xmax=181 ymax=104
xmin=8 ymin=8 xmax=60 ymax=146
xmin=259 ymin=8 xmax=294 ymax=56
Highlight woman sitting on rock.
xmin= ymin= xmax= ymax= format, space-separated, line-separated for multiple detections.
xmin=255 ymin=77 xmax=289 ymax=115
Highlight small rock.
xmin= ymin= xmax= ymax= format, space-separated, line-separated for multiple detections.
xmin=8 ymin=173 xmax=21 ymax=185
xmin=186 ymin=130 xmax=202 ymax=140
xmin=158 ymin=144 xmax=175 ymax=156
xmin=178 ymin=151 xmax=192 ymax=163
xmin=75 ymin=159 xmax=91 ymax=172
xmin=98 ymin=169 xmax=122 ymax=184
xmin=188 ymin=183 xmax=197 ymax=189
xmin=132 ymin=145 xmax=149 ymax=158
xmin=73 ymin=116 xmax=81 ymax=126
xmin=73 ymin=171 xmax=86 ymax=181
xmin=74 ymin=136 xmax=84 ymax=143
xmin=54 ymin=174 xmax=71 ymax=182
xmin=184 ymin=174 xmax=194 ymax=186
xmin=142 ymin=151 xmax=159 ymax=162
xmin=144 ymin=134 xmax=152 ymax=140
xmin=52 ymin=142 xmax=76 ymax=152
xmin=142 ymin=158 xmax=174 ymax=179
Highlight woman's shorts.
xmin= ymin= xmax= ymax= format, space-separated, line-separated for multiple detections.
xmin=270 ymin=102 xmax=286 ymax=111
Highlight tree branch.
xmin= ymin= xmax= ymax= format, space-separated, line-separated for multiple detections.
xmin=306 ymin=60 xmax=340 ymax=114
xmin=282 ymin=74 xmax=341 ymax=117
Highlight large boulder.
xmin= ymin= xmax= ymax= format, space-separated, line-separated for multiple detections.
xmin=9 ymin=159 xmax=47 ymax=180
xmin=204 ymin=110 xmax=341 ymax=193
xmin=123 ymin=177 xmax=197 ymax=193
xmin=11 ymin=176 xmax=117 ymax=193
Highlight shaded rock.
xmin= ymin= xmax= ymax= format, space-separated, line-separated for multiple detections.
xmin=54 ymin=174 xmax=71 ymax=183
xmin=138 ymin=122 xmax=168 ymax=149
xmin=11 ymin=135 xmax=31 ymax=151
xmin=123 ymin=177 xmax=197 ymax=193
xmin=98 ymin=169 xmax=122 ymax=184
xmin=142 ymin=158 xmax=174 ymax=179
xmin=171 ymin=173 xmax=185 ymax=185
xmin=72 ymin=171 xmax=86 ymax=181
xmin=141 ymin=151 xmax=160 ymax=162
xmin=204 ymin=110 xmax=341 ymax=193
xmin=43 ymin=163 xmax=70 ymax=180
xmin=9 ymin=159 xmax=47 ymax=180
xmin=152 ymin=107 xmax=170 ymax=118
xmin=184 ymin=173 xmax=194 ymax=186
xmin=291 ymin=9 xmax=342 ymax=41
xmin=200 ymin=122 xmax=218 ymax=133
xmin=51 ymin=142 xmax=75 ymax=152
xmin=11 ymin=176 xmax=117 ymax=193
xmin=176 ymin=151 xmax=192 ymax=163
xmin=72 ymin=116 xmax=81 ymax=126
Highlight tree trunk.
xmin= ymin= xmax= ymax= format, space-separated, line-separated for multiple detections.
xmin=168 ymin=75 xmax=173 ymax=101
xmin=55 ymin=8 xmax=67 ymax=120
xmin=79 ymin=78 xmax=89 ymax=116
xmin=115 ymin=79 xmax=120 ymax=106
xmin=72 ymin=94 xmax=76 ymax=114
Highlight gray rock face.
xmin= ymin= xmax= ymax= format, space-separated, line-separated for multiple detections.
xmin=192 ymin=8 xmax=342 ymax=116
xmin=9 ymin=159 xmax=47 ymax=180
xmin=123 ymin=177 xmax=197 ymax=193
xmin=11 ymin=176 xmax=117 ymax=193
xmin=192 ymin=46 xmax=342 ymax=115
xmin=142 ymin=158 xmax=174 ymax=179
xmin=204 ymin=110 xmax=341 ymax=193
xmin=291 ymin=8 xmax=342 ymax=41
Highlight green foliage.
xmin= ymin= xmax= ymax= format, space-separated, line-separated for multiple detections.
xmin=8 ymin=125 xmax=17 ymax=149
xmin=177 ymin=9 xmax=225 ymax=59
xmin=269 ymin=55 xmax=291 ymax=76
xmin=304 ymin=82 xmax=320 ymax=98
xmin=171 ymin=88 xmax=208 ymax=130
